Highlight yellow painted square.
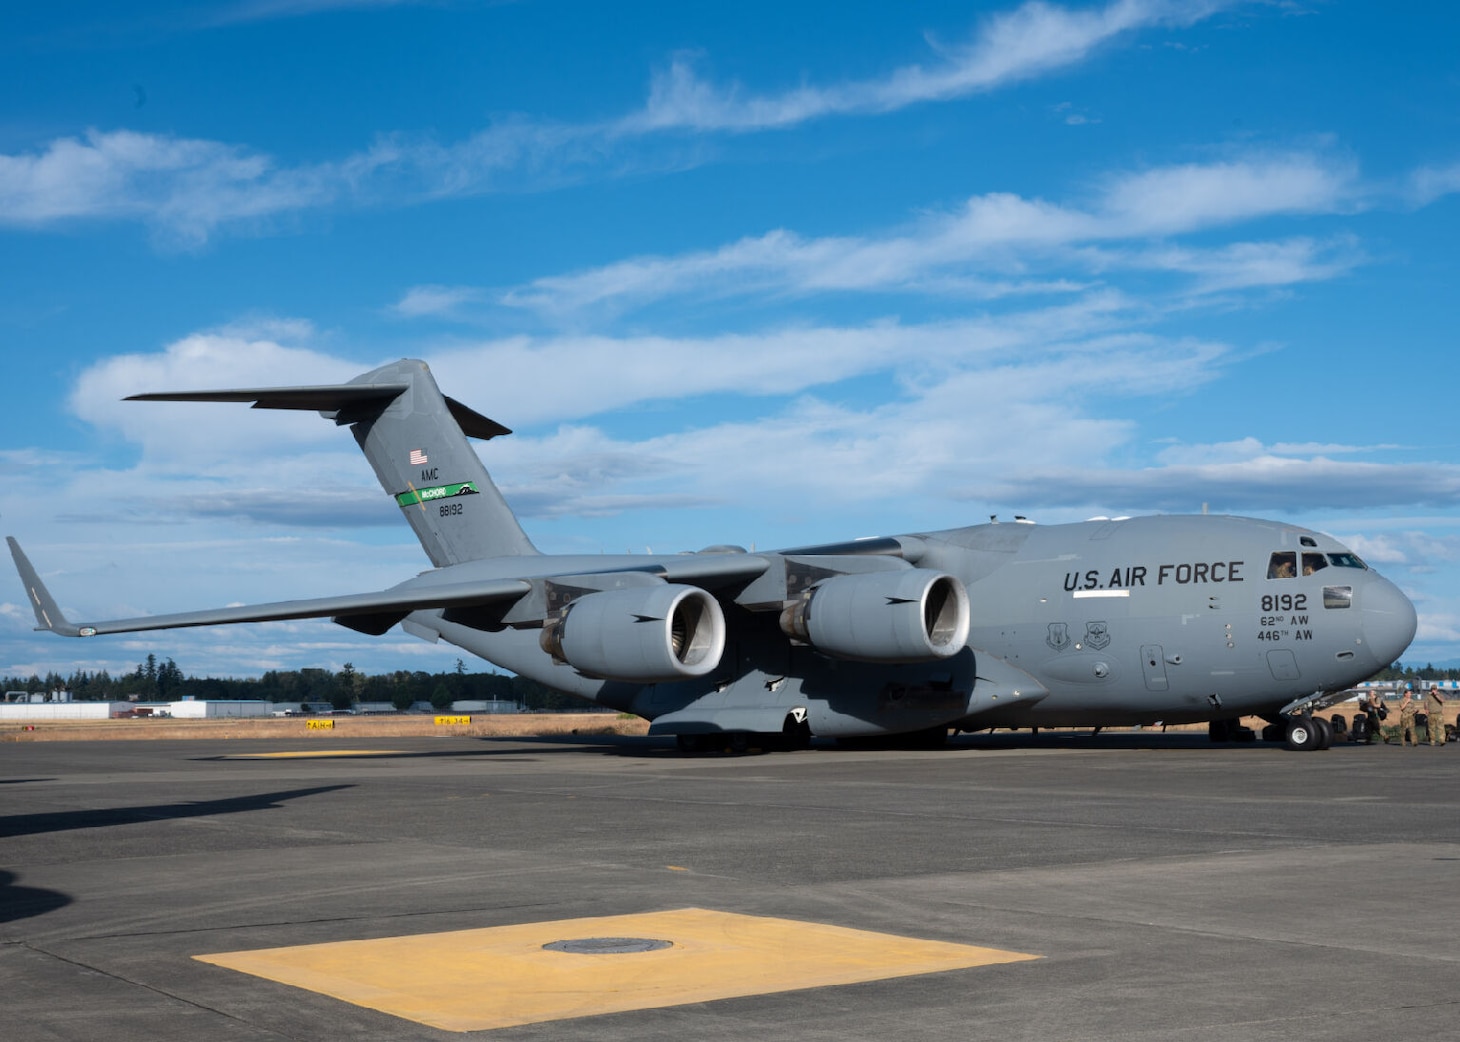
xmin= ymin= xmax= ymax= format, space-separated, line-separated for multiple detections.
xmin=196 ymin=907 xmax=1038 ymax=1031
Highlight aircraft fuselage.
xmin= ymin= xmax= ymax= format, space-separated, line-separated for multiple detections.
xmin=414 ymin=513 xmax=1414 ymax=740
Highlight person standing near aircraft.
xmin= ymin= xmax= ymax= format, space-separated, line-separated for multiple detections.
xmin=1361 ymin=692 xmax=1387 ymax=744
xmin=1399 ymin=690 xmax=1420 ymax=748
xmin=1425 ymin=686 xmax=1446 ymax=746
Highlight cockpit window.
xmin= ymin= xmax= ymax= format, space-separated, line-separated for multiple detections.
xmin=1267 ymin=552 xmax=1297 ymax=579
xmin=1326 ymin=552 xmax=1367 ymax=570
xmin=1302 ymin=552 xmax=1328 ymax=576
xmin=1324 ymin=585 xmax=1353 ymax=609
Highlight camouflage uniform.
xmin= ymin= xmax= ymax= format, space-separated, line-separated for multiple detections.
xmin=1424 ymin=688 xmax=1446 ymax=746
xmin=1399 ymin=694 xmax=1419 ymax=747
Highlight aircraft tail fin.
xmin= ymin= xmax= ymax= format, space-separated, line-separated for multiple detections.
xmin=128 ymin=359 xmax=539 ymax=566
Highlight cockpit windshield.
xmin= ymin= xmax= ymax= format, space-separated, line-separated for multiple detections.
xmin=1268 ymin=549 xmax=1368 ymax=579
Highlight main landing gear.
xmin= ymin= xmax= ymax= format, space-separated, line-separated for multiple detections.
xmin=1284 ymin=714 xmax=1332 ymax=751
xmin=674 ymin=711 xmax=814 ymax=755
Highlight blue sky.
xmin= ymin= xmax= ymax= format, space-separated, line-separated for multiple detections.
xmin=2 ymin=0 xmax=1458 ymax=681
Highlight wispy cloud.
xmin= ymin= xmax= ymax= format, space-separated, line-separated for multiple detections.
xmin=992 ymin=457 xmax=1460 ymax=513
xmin=485 ymin=153 xmax=1361 ymax=319
xmin=621 ymin=0 xmax=1231 ymax=132
xmin=391 ymin=284 xmax=490 ymax=318
xmin=1408 ymin=159 xmax=1460 ymax=207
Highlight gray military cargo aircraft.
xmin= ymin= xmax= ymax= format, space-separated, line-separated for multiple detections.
xmin=8 ymin=358 xmax=1417 ymax=752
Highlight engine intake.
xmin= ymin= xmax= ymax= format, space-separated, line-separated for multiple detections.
xmin=540 ymin=584 xmax=725 ymax=683
xmin=779 ymin=568 xmax=970 ymax=663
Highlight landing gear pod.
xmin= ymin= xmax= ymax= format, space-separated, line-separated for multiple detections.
xmin=779 ymin=569 xmax=970 ymax=663
xmin=540 ymin=584 xmax=726 ymax=683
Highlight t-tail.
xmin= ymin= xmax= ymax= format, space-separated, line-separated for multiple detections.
xmin=129 ymin=358 xmax=538 ymax=566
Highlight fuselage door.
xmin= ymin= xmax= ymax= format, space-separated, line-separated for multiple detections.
xmin=1140 ymin=644 xmax=1169 ymax=691
xmin=1266 ymin=649 xmax=1301 ymax=681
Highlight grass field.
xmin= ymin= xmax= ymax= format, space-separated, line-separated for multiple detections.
xmin=0 ymin=712 xmax=652 ymax=742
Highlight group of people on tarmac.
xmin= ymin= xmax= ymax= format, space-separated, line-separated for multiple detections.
xmin=1355 ymin=687 xmax=1448 ymax=746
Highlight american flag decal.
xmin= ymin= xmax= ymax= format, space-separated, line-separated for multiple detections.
xmin=409 ymin=449 xmax=428 ymax=466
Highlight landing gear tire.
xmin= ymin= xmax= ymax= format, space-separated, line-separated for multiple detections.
xmin=676 ymin=734 xmax=709 ymax=754
xmin=1313 ymin=715 xmax=1333 ymax=750
xmin=1285 ymin=717 xmax=1321 ymax=751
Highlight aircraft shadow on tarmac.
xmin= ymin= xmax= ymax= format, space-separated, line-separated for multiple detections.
xmin=181 ymin=730 xmax=1377 ymax=767
xmin=501 ymin=731 xmax=1377 ymax=756
xmin=0 ymin=869 xmax=70 ymax=923
xmin=0 ymin=784 xmax=352 ymax=841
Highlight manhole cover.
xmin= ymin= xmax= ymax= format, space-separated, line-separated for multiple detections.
xmin=542 ymin=937 xmax=673 ymax=955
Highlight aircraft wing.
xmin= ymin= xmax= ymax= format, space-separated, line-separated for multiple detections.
xmin=644 ymin=553 xmax=773 ymax=588
xmin=7 ymin=537 xmax=529 ymax=638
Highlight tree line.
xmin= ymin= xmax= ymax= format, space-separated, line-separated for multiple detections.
xmin=1 ymin=654 xmax=590 ymax=712
xmin=5 ymin=655 xmax=1452 ymax=711
xmin=1368 ymin=664 xmax=1460 ymax=683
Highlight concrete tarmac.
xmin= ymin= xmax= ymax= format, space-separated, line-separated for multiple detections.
xmin=2 ymin=731 xmax=1457 ymax=1040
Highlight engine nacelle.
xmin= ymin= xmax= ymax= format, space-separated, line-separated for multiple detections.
xmin=779 ymin=568 xmax=970 ymax=663
xmin=540 ymin=584 xmax=726 ymax=683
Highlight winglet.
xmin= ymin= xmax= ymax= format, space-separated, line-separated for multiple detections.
xmin=6 ymin=538 xmax=84 ymax=637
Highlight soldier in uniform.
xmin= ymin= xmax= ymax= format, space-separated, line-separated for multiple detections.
xmin=1360 ymin=691 xmax=1387 ymax=744
xmin=1425 ymin=686 xmax=1446 ymax=746
xmin=1399 ymin=690 xmax=1419 ymax=748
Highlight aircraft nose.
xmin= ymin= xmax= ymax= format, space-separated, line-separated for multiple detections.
xmin=1361 ymin=576 xmax=1417 ymax=668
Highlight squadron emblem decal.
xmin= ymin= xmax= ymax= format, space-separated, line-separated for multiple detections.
xmin=1084 ymin=621 xmax=1111 ymax=650
xmin=1046 ymin=623 xmax=1071 ymax=651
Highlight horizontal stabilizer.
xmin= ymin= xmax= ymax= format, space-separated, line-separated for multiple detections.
xmin=126 ymin=384 xmax=512 ymax=440
xmin=126 ymin=384 xmax=408 ymax=411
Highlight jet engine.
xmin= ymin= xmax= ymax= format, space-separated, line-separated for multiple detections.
xmin=778 ymin=568 xmax=970 ymax=663
xmin=539 ymin=584 xmax=726 ymax=682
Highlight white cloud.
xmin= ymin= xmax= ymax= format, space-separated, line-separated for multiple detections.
xmin=392 ymin=284 xmax=489 ymax=318
xmin=991 ymin=457 xmax=1460 ymax=514
xmin=623 ymin=0 xmax=1230 ymax=132
xmin=1408 ymin=160 xmax=1460 ymax=207
xmin=69 ymin=328 xmax=362 ymax=460
xmin=1123 ymin=236 xmax=1364 ymax=293
xmin=428 ymin=293 xmax=1150 ymax=424
xmin=1096 ymin=155 xmax=1356 ymax=233
xmin=1154 ymin=437 xmax=1401 ymax=466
